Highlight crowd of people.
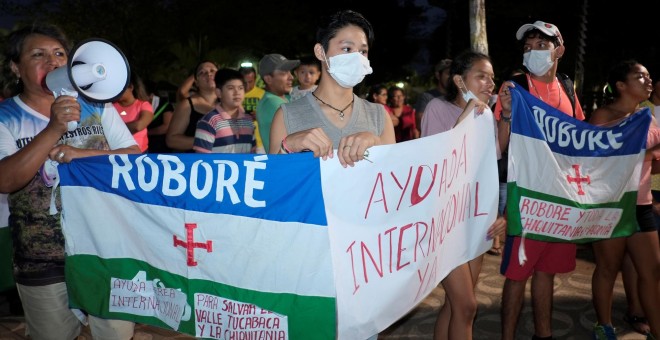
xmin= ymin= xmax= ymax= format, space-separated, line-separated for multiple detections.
xmin=0 ymin=9 xmax=658 ymax=340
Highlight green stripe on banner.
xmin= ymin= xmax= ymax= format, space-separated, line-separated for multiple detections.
xmin=506 ymin=182 xmax=638 ymax=243
xmin=0 ymin=227 xmax=15 ymax=292
xmin=66 ymin=255 xmax=336 ymax=339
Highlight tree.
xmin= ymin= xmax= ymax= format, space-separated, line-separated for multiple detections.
xmin=469 ymin=0 xmax=488 ymax=55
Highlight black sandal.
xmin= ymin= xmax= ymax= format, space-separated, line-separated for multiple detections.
xmin=624 ymin=314 xmax=650 ymax=335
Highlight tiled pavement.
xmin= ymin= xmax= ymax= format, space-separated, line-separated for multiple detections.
xmin=0 ymin=245 xmax=649 ymax=339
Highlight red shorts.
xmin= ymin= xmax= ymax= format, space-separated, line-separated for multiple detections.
xmin=500 ymin=235 xmax=576 ymax=280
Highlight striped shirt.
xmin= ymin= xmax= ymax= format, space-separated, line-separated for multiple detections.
xmin=193 ymin=107 xmax=255 ymax=154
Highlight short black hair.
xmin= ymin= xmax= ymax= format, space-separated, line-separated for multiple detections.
xmin=316 ymin=10 xmax=374 ymax=52
xmin=238 ymin=66 xmax=256 ymax=76
xmin=296 ymin=55 xmax=321 ymax=70
xmin=214 ymin=68 xmax=245 ymax=88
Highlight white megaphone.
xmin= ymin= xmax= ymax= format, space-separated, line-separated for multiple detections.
xmin=45 ymin=38 xmax=130 ymax=131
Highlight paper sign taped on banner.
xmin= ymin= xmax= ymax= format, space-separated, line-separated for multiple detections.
xmin=109 ymin=272 xmax=189 ymax=330
xmin=519 ymin=196 xmax=622 ymax=240
xmin=194 ymin=293 xmax=288 ymax=340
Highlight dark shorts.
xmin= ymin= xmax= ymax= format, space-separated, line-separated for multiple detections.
xmin=636 ymin=204 xmax=658 ymax=232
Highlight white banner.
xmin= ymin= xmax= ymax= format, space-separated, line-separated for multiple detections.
xmin=321 ymin=109 xmax=499 ymax=339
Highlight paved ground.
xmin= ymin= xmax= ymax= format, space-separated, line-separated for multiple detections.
xmin=0 ymin=244 xmax=649 ymax=339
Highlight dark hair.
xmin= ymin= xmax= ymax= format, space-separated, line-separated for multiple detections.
xmin=128 ymin=70 xmax=149 ymax=101
xmin=605 ymin=59 xmax=641 ymax=101
xmin=445 ymin=50 xmax=491 ymax=102
xmin=4 ymin=23 xmax=70 ymax=93
xmin=366 ymin=83 xmax=387 ymax=103
xmin=316 ymin=10 xmax=374 ymax=52
xmin=214 ymin=68 xmax=244 ymax=88
xmin=387 ymin=86 xmax=405 ymax=106
xmin=296 ymin=55 xmax=321 ymax=70
xmin=238 ymin=66 xmax=256 ymax=76
xmin=519 ymin=29 xmax=562 ymax=50
xmin=192 ymin=60 xmax=218 ymax=80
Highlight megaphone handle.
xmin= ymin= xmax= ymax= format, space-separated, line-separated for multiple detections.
xmin=52 ymin=88 xmax=78 ymax=99
xmin=52 ymin=90 xmax=80 ymax=132
xmin=67 ymin=121 xmax=78 ymax=131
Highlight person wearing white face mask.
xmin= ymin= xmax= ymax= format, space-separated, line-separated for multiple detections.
xmin=421 ymin=50 xmax=506 ymax=340
xmin=494 ymin=20 xmax=586 ymax=340
xmin=268 ymin=9 xmax=395 ymax=168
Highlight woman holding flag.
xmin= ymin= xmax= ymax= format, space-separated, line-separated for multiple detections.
xmin=589 ymin=60 xmax=660 ymax=340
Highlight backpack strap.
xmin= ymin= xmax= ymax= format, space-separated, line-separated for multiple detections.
xmin=556 ymin=73 xmax=576 ymax=117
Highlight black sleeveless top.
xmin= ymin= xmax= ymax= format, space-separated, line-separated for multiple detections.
xmin=184 ymin=96 xmax=208 ymax=138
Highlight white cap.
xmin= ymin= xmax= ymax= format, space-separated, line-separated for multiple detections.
xmin=516 ymin=21 xmax=563 ymax=46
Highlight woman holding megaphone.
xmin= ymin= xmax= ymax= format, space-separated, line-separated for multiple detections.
xmin=0 ymin=23 xmax=139 ymax=340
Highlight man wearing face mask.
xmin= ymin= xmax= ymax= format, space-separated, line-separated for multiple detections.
xmin=267 ymin=9 xmax=395 ymax=170
xmin=495 ymin=20 xmax=585 ymax=340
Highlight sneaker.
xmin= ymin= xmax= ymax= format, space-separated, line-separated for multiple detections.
xmin=592 ymin=323 xmax=616 ymax=340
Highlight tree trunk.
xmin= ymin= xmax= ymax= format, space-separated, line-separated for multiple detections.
xmin=575 ymin=0 xmax=588 ymax=97
xmin=469 ymin=0 xmax=489 ymax=55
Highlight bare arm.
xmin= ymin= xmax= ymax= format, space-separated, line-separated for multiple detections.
xmin=269 ymin=107 xmax=333 ymax=158
xmin=176 ymin=75 xmax=195 ymax=102
xmin=268 ymin=108 xmax=288 ymax=154
xmin=487 ymin=216 xmax=507 ymax=240
xmin=377 ymin=107 xmax=396 ymax=145
xmin=126 ymin=109 xmax=154 ymax=134
xmin=0 ymin=126 xmax=63 ymax=193
xmin=48 ymin=144 xmax=141 ymax=164
xmin=496 ymin=82 xmax=515 ymax=152
xmin=453 ymin=99 xmax=490 ymax=128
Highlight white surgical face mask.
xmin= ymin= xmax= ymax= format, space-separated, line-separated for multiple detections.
xmin=488 ymin=94 xmax=498 ymax=107
xmin=523 ymin=49 xmax=554 ymax=77
xmin=458 ymin=77 xmax=478 ymax=102
xmin=323 ymin=50 xmax=373 ymax=88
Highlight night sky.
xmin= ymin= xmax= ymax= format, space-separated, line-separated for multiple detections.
xmin=0 ymin=0 xmax=656 ymax=108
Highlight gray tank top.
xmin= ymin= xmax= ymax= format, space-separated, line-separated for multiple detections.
xmin=281 ymin=94 xmax=386 ymax=148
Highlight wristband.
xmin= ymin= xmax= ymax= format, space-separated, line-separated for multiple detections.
xmin=281 ymin=137 xmax=293 ymax=154
xmin=501 ymin=115 xmax=511 ymax=122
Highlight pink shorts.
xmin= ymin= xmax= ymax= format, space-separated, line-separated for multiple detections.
xmin=500 ymin=235 xmax=576 ymax=280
